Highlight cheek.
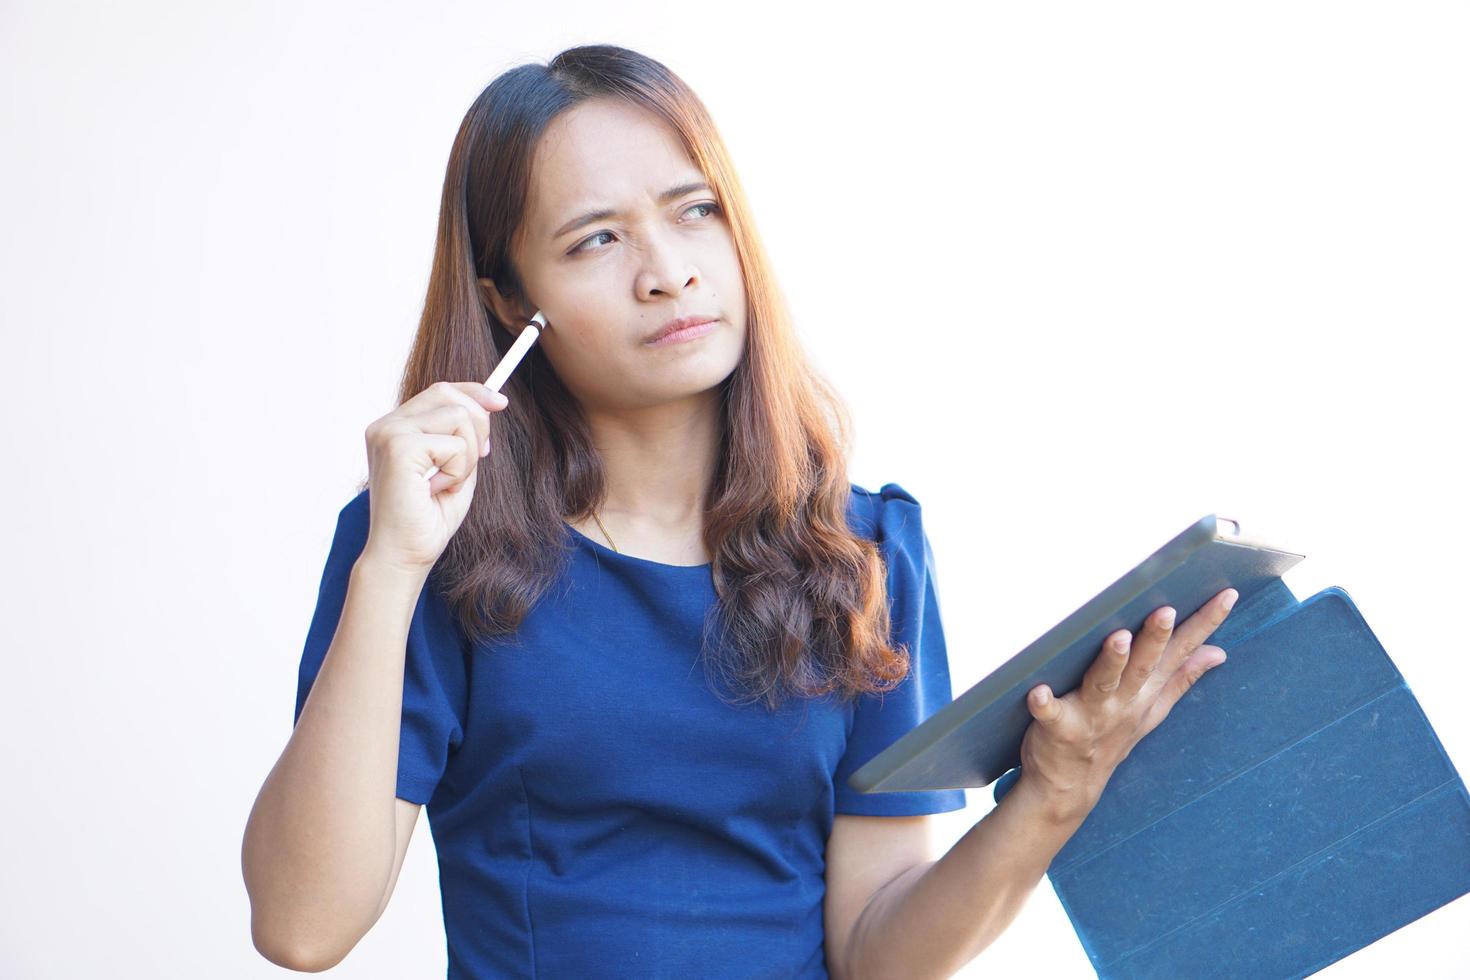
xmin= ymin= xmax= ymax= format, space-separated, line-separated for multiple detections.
xmin=545 ymin=286 xmax=618 ymax=340
xmin=711 ymin=245 xmax=746 ymax=306
xmin=551 ymin=273 xmax=602 ymax=311
xmin=545 ymin=311 xmax=625 ymax=367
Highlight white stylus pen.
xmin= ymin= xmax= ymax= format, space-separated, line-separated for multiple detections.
xmin=422 ymin=310 xmax=549 ymax=481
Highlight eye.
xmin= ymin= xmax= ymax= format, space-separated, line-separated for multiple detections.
xmin=567 ymin=201 xmax=723 ymax=256
xmin=569 ymin=230 xmax=617 ymax=255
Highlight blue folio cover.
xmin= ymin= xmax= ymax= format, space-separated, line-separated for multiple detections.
xmin=993 ymin=578 xmax=1470 ymax=977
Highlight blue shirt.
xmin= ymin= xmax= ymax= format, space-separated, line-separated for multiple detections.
xmin=294 ymin=482 xmax=966 ymax=978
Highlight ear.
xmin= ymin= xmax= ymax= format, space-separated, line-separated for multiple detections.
xmin=477 ymin=276 xmax=535 ymax=330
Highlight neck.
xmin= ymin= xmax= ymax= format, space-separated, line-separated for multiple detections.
xmin=583 ymin=387 xmax=722 ymax=532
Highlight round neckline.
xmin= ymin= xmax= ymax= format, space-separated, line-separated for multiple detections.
xmin=563 ymin=521 xmax=713 ymax=571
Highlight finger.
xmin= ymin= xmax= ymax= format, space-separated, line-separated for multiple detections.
xmin=423 ymin=434 xmax=481 ymax=496
xmin=1079 ymin=629 xmax=1133 ymax=704
xmin=404 ymin=381 xmax=506 ymax=452
xmin=1027 ymin=684 xmax=1064 ymax=726
xmin=461 ymin=381 xmax=510 ymax=414
xmin=1157 ymin=588 xmax=1239 ymax=678
xmin=394 ymin=404 xmax=479 ymax=487
xmin=406 ymin=403 xmax=485 ymax=463
xmin=1116 ymin=605 xmax=1177 ymax=702
xmin=451 ymin=380 xmax=509 ymax=412
xmin=407 ymin=386 xmax=493 ymax=455
xmin=403 ymin=379 xmax=508 ymax=414
xmin=1138 ymin=644 xmax=1229 ymax=737
xmin=384 ymin=430 xmax=475 ymax=492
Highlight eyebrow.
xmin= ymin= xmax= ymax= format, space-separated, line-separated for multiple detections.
xmin=550 ymin=180 xmax=713 ymax=242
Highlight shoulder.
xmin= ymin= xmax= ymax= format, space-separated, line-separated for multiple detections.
xmin=846 ymin=481 xmax=925 ymax=546
xmin=326 ymin=488 xmax=372 ymax=547
xmin=315 ymin=487 xmax=376 ymax=577
xmin=339 ymin=487 xmax=371 ymax=526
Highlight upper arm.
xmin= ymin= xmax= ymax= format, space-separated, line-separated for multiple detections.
xmin=824 ymin=812 xmax=940 ymax=980
xmin=371 ymin=797 xmax=422 ymax=923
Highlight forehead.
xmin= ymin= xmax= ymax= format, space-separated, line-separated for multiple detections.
xmin=526 ymin=99 xmax=703 ymax=233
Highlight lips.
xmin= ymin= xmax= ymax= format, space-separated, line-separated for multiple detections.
xmin=645 ymin=315 xmax=719 ymax=345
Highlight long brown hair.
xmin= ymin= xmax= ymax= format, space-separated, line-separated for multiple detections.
xmin=372 ymin=43 xmax=910 ymax=711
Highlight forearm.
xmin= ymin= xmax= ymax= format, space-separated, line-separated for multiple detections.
xmin=846 ymin=775 xmax=1090 ymax=980
xmin=242 ymin=555 xmax=427 ymax=968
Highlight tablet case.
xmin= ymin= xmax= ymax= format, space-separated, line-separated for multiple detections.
xmin=989 ymin=579 xmax=1470 ymax=977
xmin=850 ymin=514 xmax=1470 ymax=977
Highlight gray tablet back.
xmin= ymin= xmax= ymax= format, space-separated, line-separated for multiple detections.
xmin=847 ymin=514 xmax=1304 ymax=794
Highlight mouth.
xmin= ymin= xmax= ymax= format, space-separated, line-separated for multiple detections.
xmin=644 ymin=315 xmax=720 ymax=346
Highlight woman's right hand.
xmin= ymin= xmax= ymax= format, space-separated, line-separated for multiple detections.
xmin=359 ymin=380 xmax=511 ymax=574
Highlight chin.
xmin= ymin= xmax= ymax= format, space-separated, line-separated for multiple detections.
xmin=647 ymin=356 xmax=741 ymax=404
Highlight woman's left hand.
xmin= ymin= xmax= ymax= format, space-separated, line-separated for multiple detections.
xmin=1015 ymin=587 xmax=1240 ymax=822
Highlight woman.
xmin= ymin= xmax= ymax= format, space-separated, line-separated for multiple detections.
xmin=242 ymin=43 xmax=1237 ymax=978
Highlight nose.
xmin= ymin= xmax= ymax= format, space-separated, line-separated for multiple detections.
xmin=635 ymin=231 xmax=700 ymax=300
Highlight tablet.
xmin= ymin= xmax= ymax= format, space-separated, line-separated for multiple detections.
xmin=846 ymin=514 xmax=1306 ymax=795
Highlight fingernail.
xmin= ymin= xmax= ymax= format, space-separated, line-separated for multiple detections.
xmin=1158 ymin=608 xmax=1175 ymax=628
xmin=480 ymin=439 xmax=490 ymax=457
xmin=1222 ymin=589 xmax=1238 ymax=611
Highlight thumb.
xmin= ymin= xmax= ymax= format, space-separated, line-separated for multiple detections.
xmin=1028 ymin=684 xmax=1061 ymax=724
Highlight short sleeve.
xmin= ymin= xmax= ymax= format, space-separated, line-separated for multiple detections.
xmin=293 ymin=489 xmax=469 ymax=806
xmin=832 ymin=483 xmax=969 ymax=816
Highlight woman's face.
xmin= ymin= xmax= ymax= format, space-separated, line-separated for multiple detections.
xmin=482 ymin=98 xmax=748 ymax=412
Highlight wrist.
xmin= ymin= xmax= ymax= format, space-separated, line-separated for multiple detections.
xmin=353 ymin=548 xmax=432 ymax=594
xmin=1006 ymin=770 xmax=1099 ymax=827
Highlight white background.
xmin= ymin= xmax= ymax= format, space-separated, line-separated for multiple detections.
xmin=2 ymin=1 xmax=1466 ymax=976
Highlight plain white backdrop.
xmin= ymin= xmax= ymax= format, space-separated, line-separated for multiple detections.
xmin=2 ymin=1 xmax=1466 ymax=976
